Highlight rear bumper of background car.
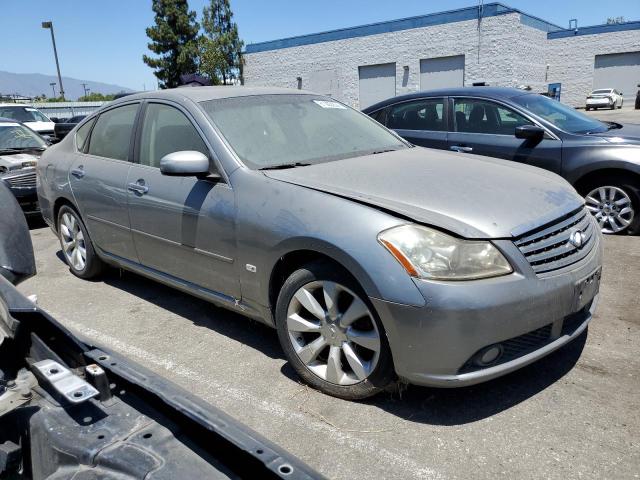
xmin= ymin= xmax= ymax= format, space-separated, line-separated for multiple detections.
xmin=371 ymin=234 xmax=603 ymax=388
xmin=586 ymin=98 xmax=613 ymax=107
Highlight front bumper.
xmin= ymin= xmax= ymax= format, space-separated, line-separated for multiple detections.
xmin=371 ymin=235 xmax=603 ymax=387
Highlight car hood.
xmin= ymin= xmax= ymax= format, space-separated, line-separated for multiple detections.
xmin=264 ymin=147 xmax=583 ymax=239
xmin=590 ymin=123 xmax=640 ymax=145
xmin=0 ymin=152 xmax=39 ymax=170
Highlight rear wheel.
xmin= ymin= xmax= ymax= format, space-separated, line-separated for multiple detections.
xmin=582 ymin=179 xmax=640 ymax=235
xmin=57 ymin=205 xmax=104 ymax=278
xmin=275 ymin=261 xmax=395 ymax=400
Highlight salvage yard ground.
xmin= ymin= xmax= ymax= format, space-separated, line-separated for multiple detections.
xmin=20 ymin=225 xmax=640 ymax=480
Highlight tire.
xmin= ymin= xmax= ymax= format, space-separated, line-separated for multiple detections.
xmin=581 ymin=176 xmax=640 ymax=235
xmin=275 ymin=261 xmax=395 ymax=400
xmin=57 ymin=205 xmax=104 ymax=278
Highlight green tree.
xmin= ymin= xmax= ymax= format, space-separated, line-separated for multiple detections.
xmin=143 ymin=0 xmax=200 ymax=88
xmin=199 ymin=0 xmax=244 ymax=85
xmin=78 ymin=92 xmax=117 ymax=102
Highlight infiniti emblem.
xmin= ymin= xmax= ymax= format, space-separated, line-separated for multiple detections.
xmin=568 ymin=230 xmax=584 ymax=248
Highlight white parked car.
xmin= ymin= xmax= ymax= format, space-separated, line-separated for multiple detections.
xmin=585 ymin=89 xmax=624 ymax=110
xmin=0 ymin=104 xmax=55 ymax=137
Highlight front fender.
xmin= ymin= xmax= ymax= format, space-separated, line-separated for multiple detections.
xmin=563 ymin=144 xmax=640 ymax=185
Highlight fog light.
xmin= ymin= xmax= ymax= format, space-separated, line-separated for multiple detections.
xmin=475 ymin=344 xmax=503 ymax=366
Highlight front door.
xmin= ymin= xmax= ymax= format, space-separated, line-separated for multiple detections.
xmin=447 ymin=97 xmax=563 ymax=174
xmin=126 ymin=101 xmax=239 ymax=298
xmin=68 ymin=103 xmax=139 ymax=261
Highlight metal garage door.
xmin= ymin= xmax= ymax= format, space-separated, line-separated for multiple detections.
xmin=594 ymin=51 xmax=640 ymax=103
xmin=420 ymin=55 xmax=465 ymax=90
xmin=358 ymin=63 xmax=396 ymax=109
xmin=309 ymin=69 xmax=340 ymax=97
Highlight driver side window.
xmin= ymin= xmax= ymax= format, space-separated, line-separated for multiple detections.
xmin=139 ymin=103 xmax=209 ymax=168
xmin=453 ymin=99 xmax=532 ymax=135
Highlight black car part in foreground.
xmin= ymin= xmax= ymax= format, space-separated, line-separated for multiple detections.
xmin=0 ymin=184 xmax=322 ymax=479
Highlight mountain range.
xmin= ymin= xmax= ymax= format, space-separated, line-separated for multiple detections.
xmin=0 ymin=70 xmax=133 ymax=100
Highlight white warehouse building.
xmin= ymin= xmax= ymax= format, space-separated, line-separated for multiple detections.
xmin=243 ymin=3 xmax=640 ymax=109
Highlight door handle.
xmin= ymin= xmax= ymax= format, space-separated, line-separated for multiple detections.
xmin=127 ymin=180 xmax=149 ymax=195
xmin=450 ymin=146 xmax=473 ymax=153
xmin=70 ymin=166 xmax=85 ymax=178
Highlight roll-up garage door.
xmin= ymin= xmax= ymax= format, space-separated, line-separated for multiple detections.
xmin=358 ymin=63 xmax=396 ymax=109
xmin=594 ymin=51 xmax=640 ymax=103
xmin=420 ymin=55 xmax=465 ymax=90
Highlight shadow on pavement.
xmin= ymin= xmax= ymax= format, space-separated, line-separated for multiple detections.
xmin=27 ymin=214 xmax=47 ymax=230
xmin=99 ymin=267 xmax=285 ymax=361
xmin=370 ymin=330 xmax=587 ymax=426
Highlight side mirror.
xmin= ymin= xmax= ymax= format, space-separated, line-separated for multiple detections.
xmin=159 ymin=151 xmax=212 ymax=177
xmin=515 ymin=124 xmax=545 ymax=141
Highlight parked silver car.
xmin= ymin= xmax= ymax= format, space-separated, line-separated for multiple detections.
xmin=37 ymin=87 xmax=603 ymax=399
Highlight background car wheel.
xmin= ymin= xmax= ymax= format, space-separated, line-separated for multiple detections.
xmin=582 ymin=177 xmax=640 ymax=235
xmin=57 ymin=205 xmax=104 ymax=279
xmin=275 ymin=261 xmax=395 ymax=400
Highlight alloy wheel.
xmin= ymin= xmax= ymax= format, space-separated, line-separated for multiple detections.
xmin=286 ymin=281 xmax=381 ymax=386
xmin=60 ymin=212 xmax=87 ymax=271
xmin=585 ymin=186 xmax=635 ymax=234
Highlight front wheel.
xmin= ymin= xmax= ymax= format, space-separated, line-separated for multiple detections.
xmin=275 ymin=262 xmax=395 ymax=400
xmin=584 ymin=182 xmax=640 ymax=235
xmin=57 ymin=205 xmax=104 ymax=278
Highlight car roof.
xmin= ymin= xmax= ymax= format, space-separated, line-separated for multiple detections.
xmin=0 ymin=104 xmax=29 ymax=108
xmin=362 ymin=87 xmax=534 ymax=112
xmin=109 ymin=86 xmax=316 ymax=106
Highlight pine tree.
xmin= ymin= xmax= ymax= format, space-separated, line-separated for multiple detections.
xmin=143 ymin=0 xmax=200 ymax=89
xmin=199 ymin=0 xmax=244 ymax=85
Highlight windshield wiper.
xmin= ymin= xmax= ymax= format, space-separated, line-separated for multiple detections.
xmin=370 ymin=148 xmax=398 ymax=155
xmin=0 ymin=146 xmax=45 ymax=154
xmin=259 ymin=162 xmax=311 ymax=170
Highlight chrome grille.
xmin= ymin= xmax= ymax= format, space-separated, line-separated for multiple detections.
xmin=2 ymin=169 xmax=36 ymax=189
xmin=514 ymin=208 xmax=596 ymax=274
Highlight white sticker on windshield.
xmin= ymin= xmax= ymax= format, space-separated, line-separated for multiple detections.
xmin=25 ymin=108 xmax=38 ymax=112
xmin=313 ymin=100 xmax=346 ymax=109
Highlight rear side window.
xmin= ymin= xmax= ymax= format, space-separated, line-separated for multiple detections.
xmin=453 ymin=99 xmax=531 ymax=135
xmin=387 ymin=98 xmax=446 ymax=131
xmin=138 ymin=103 xmax=209 ymax=168
xmin=87 ymin=104 xmax=138 ymax=160
xmin=75 ymin=118 xmax=95 ymax=152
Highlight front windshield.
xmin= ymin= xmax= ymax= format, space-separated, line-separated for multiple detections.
xmin=200 ymin=94 xmax=408 ymax=169
xmin=0 ymin=123 xmax=48 ymax=150
xmin=0 ymin=106 xmax=51 ymax=123
xmin=512 ymin=94 xmax=607 ymax=134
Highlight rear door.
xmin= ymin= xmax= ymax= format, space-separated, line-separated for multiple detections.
xmin=126 ymin=101 xmax=239 ymax=298
xmin=68 ymin=102 xmax=139 ymax=261
xmin=384 ymin=97 xmax=448 ymax=149
xmin=446 ymin=97 xmax=563 ymax=174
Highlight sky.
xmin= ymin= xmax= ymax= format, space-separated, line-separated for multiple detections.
xmin=1 ymin=0 xmax=639 ymax=92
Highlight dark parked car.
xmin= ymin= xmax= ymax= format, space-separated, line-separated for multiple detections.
xmin=364 ymin=87 xmax=640 ymax=235
xmin=38 ymin=87 xmax=602 ymax=399
xmin=0 ymin=116 xmax=47 ymax=214
xmin=54 ymin=115 xmax=87 ymax=140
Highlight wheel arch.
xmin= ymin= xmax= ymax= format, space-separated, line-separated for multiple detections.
xmin=52 ymin=196 xmax=79 ymax=231
xmin=574 ymin=168 xmax=640 ymax=194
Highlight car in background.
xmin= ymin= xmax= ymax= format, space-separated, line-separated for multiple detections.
xmin=363 ymin=87 xmax=640 ymax=235
xmin=0 ymin=117 xmax=47 ymax=214
xmin=585 ymin=88 xmax=624 ymax=110
xmin=38 ymin=87 xmax=602 ymax=399
xmin=54 ymin=115 xmax=86 ymax=140
xmin=0 ymin=103 xmax=55 ymax=137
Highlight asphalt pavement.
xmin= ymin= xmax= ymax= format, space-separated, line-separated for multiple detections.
xmin=19 ymin=221 xmax=640 ymax=480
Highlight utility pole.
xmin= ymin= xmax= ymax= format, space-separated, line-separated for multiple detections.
xmin=49 ymin=82 xmax=57 ymax=98
xmin=81 ymin=83 xmax=89 ymax=98
xmin=42 ymin=21 xmax=65 ymax=100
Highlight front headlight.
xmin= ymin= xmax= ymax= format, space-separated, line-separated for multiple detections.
xmin=378 ymin=224 xmax=512 ymax=280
